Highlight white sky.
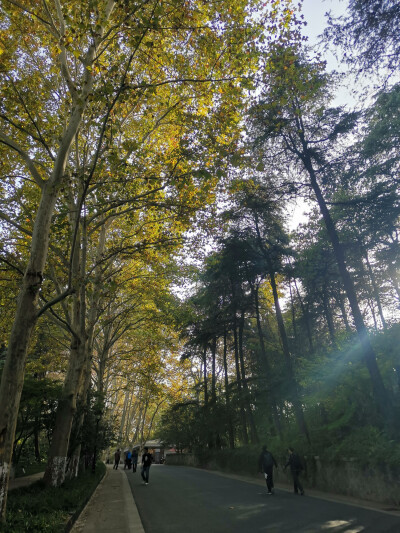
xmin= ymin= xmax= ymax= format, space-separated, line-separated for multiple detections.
xmin=286 ymin=0 xmax=349 ymax=230
xmin=300 ymin=0 xmax=347 ymax=45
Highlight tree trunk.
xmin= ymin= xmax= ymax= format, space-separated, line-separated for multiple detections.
xmin=0 ymin=185 xmax=58 ymax=517
xmin=43 ymin=332 xmax=87 ymax=486
xmin=322 ymin=288 xmax=337 ymax=347
xmin=139 ymin=399 xmax=149 ymax=446
xmin=334 ymin=289 xmax=352 ymax=333
xmin=232 ymin=312 xmax=248 ymax=445
xmin=253 ymin=284 xmax=282 ymax=439
xmin=238 ymin=310 xmax=259 ymax=444
xmin=254 ymin=216 xmax=310 ymax=443
xmin=0 ymin=5 xmax=115 ymax=515
xmin=223 ymin=330 xmax=235 ymax=449
xmin=66 ymin=355 xmax=92 ymax=479
xmin=118 ymin=391 xmax=131 ymax=445
xmin=364 ymin=250 xmax=387 ymax=330
xmin=289 ymin=279 xmax=298 ymax=343
xmin=211 ymin=337 xmax=217 ymax=404
xmin=34 ymin=421 xmax=41 ymax=464
xmin=44 ymin=206 xmax=88 ymax=487
xmin=303 ymin=152 xmax=393 ymax=422
xmin=268 ymin=269 xmax=310 ymax=443
xmin=203 ymin=345 xmax=208 ymax=406
xmin=293 ymin=278 xmax=314 ymax=352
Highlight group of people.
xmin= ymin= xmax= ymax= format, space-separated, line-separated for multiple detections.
xmin=258 ymin=445 xmax=305 ymax=496
xmin=113 ymin=446 xmax=153 ymax=484
xmin=114 ymin=443 xmax=302 ymax=493
xmin=123 ymin=449 xmax=139 ymax=471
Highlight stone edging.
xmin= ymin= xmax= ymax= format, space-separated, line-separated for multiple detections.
xmin=64 ymin=467 xmax=107 ymax=533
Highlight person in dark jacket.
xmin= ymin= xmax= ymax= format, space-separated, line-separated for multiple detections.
xmin=141 ymin=447 xmax=153 ymax=484
xmin=258 ymin=444 xmax=278 ymax=494
xmin=114 ymin=449 xmax=120 ymax=470
xmin=284 ymin=447 xmax=304 ymax=495
xmin=132 ymin=449 xmax=138 ymax=472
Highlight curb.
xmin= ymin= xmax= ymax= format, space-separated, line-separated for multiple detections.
xmin=64 ymin=467 xmax=107 ymax=533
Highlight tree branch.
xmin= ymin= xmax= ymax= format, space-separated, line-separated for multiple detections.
xmin=0 ymin=132 xmax=46 ymax=188
xmin=36 ymin=287 xmax=75 ymax=319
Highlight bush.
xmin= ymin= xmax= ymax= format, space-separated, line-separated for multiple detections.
xmin=321 ymin=426 xmax=400 ymax=468
xmin=0 ymin=462 xmax=106 ymax=532
xmin=196 ymin=445 xmax=266 ymax=476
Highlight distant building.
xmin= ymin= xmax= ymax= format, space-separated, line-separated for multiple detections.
xmin=132 ymin=440 xmax=166 ymax=464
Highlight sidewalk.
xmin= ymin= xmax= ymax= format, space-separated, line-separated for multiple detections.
xmin=70 ymin=464 xmax=144 ymax=533
xmin=9 ymin=471 xmax=44 ymax=491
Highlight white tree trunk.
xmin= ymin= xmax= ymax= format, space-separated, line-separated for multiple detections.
xmin=0 ymin=184 xmax=58 ymax=516
xmin=0 ymin=1 xmax=116 ymax=509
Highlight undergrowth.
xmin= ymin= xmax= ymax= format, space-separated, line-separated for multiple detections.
xmin=0 ymin=462 xmax=106 ymax=533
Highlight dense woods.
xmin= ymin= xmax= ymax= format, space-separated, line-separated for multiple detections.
xmin=1 ymin=0 xmax=400 ymax=524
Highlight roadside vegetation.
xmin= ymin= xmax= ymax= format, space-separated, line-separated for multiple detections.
xmin=0 ymin=463 xmax=105 ymax=532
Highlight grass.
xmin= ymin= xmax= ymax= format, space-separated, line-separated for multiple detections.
xmin=14 ymin=463 xmax=46 ymax=478
xmin=0 ymin=462 xmax=106 ymax=532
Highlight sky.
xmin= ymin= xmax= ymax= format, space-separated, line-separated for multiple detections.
xmin=300 ymin=0 xmax=347 ymax=45
xmin=286 ymin=0 xmax=349 ymax=230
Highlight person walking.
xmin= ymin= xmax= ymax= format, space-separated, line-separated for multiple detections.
xmin=284 ymin=447 xmax=305 ymax=495
xmin=126 ymin=449 xmax=132 ymax=470
xmin=258 ymin=444 xmax=278 ymax=495
xmin=114 ymin=449 xmax=121 ymax=470
xmin=123 ymin=449 xmax=128 ymax=469
xmin=132 ymin=449 xmax=138 ymax=472
xmin=141 ymin=447 xmax=153 ymax=485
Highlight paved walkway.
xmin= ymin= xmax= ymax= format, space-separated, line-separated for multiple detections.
xmin=9 ymin=471 xmax=44 ymax=490
xmin=70 ymin=464 xmax=144 ymax=533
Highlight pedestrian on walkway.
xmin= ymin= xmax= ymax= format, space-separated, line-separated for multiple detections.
xmin=114 ymin=449 xmax=121 ymax=469
xmin=126 ymin=449 xmax=132 ymax=470
xmin=141 ymin=447 xmax=153 ymax=485
xmin=258 ymin=444 xmax=278 ymax=494
xmin=123 ymin=449 xmax=128 ymax=469
xmin=284 ymin=447 xmax=305 ymax=495
xmin=132 ymin=449 xmax=138 ymax=472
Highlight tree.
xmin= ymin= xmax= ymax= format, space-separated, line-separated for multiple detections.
xmin=226 ymin=180 xmax=310 ymax=442
xmin=247 ymin=49 xmax=394 ymax=425
xmin=0 ymin=0 xmax=303 ymax=518
xmin=325 ymin=0 xmax=400 ymax=78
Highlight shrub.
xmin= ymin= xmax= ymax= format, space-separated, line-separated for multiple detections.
xmin=0 ymin=462 xmax=106 ymax=532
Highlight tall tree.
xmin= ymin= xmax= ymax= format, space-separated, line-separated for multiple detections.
xmin=1 ymin=0 xmax=294 ymax=517
xmin=325 ymin=0 xmax=400 ymax=78
xmin=247 ymin=49 xmax=393 ymax=424
xmin=227 ymin=181 xmax=310 ymax=441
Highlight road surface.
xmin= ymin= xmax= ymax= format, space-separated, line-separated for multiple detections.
xmin=126 ymin=465 xmax=400 ymax=532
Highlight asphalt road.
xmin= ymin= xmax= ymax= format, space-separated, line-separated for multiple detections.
xmin=126 ymin=465 xmax=400 ymax=533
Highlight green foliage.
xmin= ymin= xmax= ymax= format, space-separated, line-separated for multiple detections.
xmin=157 ymin=398 xmax=237 ymax=452
xmin=321 ymin=426 xmax=400 ymax=468
xmin=196 ymin=445 xmax=261 ymax=475
xmin=0 ymin=463 xmax=106 ymax=532
xmin=13 ymin=375 xmax=62 ymax=467
xmin=76 ymin=393 xmax=116 ymax=460
xmin=325 ymin=0 xmax=400 ymax=76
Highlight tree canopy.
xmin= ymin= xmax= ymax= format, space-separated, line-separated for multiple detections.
xmin=1 ymin=0 xmax=400 ymax=524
